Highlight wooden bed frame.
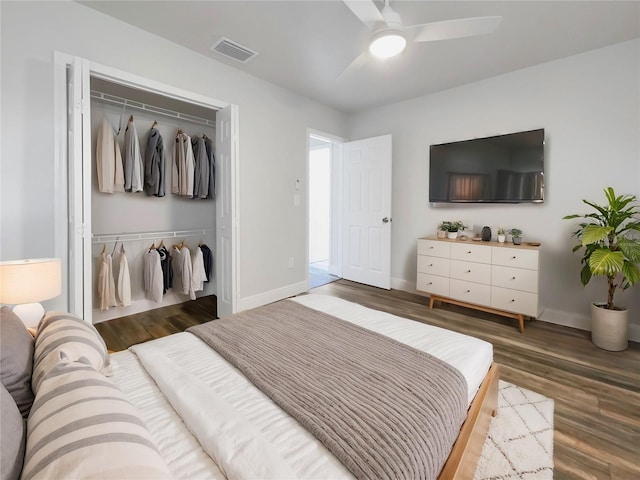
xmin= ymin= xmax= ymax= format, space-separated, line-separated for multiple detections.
xmin=438 ymin=363 xmax=500 ymax=479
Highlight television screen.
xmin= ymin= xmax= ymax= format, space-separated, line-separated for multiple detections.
xmin=429 ymin=129 xmax=545 ymax=203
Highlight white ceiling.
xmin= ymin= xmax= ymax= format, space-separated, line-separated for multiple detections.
xmin=79 ymin=1 xmax=640 ymax=114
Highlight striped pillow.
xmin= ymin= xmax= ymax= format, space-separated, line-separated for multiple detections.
xmin=22 ymin=359 xmax=172 ymax=480
xmin=32 ymin=313 xmax=110 ymax=394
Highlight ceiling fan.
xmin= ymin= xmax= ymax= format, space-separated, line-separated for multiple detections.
xmin=340 ymin=0 xmax=502 ymax=76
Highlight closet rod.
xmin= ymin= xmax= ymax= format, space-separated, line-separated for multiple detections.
xmin=90 ymin=90 xmax=216 ymax=128
xmin=92 ymin=228 xmax=213 ymax=244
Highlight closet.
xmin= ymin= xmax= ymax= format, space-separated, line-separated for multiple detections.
xmin=89 ymin=78 xmax=217 ymax=323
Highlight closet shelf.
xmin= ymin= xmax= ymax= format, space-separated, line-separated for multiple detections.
xmin=92 ymin=229 xmax=213 ymax=244
xmin=90 ymin=90 xmax=215 ymax=128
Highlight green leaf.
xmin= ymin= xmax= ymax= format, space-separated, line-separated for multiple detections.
xmin=618 ymin=238 xmax=640 ymax=262
xmin=581 ymin=225 xmax=612 ymax=246
xmin=588 ymin=249 xmax=624 ymax=276
xmin=580 ymin=264 xmax=592 ymax=286
xmin=622 ymin=261 xmax=640 ymax=287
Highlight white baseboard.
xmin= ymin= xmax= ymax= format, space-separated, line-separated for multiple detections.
xmin=390 ymin=277 xmax=640 ymax=343
xmin=237 ymin=280 xmax=308 ymax=312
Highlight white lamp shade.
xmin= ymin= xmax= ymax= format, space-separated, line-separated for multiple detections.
xmin=369 ymin=30 xmax=407 ymax=58
xmin=0 ymin=258 xmax=62 ymax=304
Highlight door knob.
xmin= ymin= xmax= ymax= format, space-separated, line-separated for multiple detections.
xmin=382 ymin=217 xmax=391 ymax=223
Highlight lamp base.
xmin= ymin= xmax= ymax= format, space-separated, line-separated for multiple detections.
xmin=12 ymin=303 xmax=45 ymax=329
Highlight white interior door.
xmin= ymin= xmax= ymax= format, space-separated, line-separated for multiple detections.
xmin=216 ymin=104 xmax=239 ymax=316
xmin=342 ymin=134 xmax=392 ymax=289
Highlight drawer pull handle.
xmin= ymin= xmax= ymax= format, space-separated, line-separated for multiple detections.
xmin=429 ymin=246 xmax=434 ymax=249
xmin=467 ymin=251 xmax=472 ymax=254
xmin=429 ymin=264 xmax=433 ymax=267
xmin=428 ymin=282 xmax=433 ymax=285
xmin=466 ymin=270 xmax=471 ymax=273
xmin=512 ymin=256 xmax=517 ymax=259
xmin=466 ymin=289 xmax=471 ymax=293
xmin=512 ymin=276 xmax=516 ymax=280
xmin=511 ymin=299 xmax=516 ymax=302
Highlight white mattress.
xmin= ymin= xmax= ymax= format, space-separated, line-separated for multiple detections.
xmin=109 ymin=294 xmax=493 ymax=479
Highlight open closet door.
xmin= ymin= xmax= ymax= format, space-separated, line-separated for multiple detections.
xmin=67 ymin=57 xmax=92 ymax=320
xmin=216 ymin=104 xmax=239 ymax=316
xmin=342 ymin=134 xmax=392 ymax=290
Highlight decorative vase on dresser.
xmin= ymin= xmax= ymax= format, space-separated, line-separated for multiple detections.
xmin=416 ymin=237 xmax=541 ymax=332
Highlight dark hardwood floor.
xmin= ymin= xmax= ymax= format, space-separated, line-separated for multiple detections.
xmin=95 ymin=280 xmax=640 ymax=479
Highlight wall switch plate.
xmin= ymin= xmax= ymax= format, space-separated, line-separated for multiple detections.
xmin=288 ymin=257 xmax=295 ymax=268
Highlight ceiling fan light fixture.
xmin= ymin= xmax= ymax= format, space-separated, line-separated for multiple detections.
xmin=369 ymin=29 xmax=406 ymax=58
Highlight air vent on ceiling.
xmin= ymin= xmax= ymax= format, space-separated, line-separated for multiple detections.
xmin=210 ymin=37 xmax=258 ymax=63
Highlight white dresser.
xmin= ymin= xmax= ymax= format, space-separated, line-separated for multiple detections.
xmin=416 ymin=237 xmax=540 ymax=332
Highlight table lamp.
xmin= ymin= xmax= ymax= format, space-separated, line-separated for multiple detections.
xmin=0 ymin=258 xmax=62 ymax=328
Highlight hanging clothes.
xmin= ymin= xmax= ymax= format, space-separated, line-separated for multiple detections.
xmin=143 ymin=248 xmax=163 ymax=303
xmin=204 ymin=135 xmax=216 ymax=199
xmin=157 ymin=245 xmax=173 ymax=294
xmin=97 ymin=252 xmax=117 ymax=311
xmin=172 ymin=244 xmax=195 ymax=300
xmin=191 ymin=136 xmax=210 ymax=199
xmin=123 ymin=116 xmax=144 ymax=193
xmin=199 ymin=243 xmax=213 ymax=282
xmin=172 ymin=131 xmax=195 ymax=197
xmin=144 ymin=126 xmax=166 ymax=197
xmin=96 ymin=117 xmax=125 ymax=194
xmin=116 ymin=246 xmax=131 ymax=307
xmin=191 ymin=246 xmax=207 ymax=293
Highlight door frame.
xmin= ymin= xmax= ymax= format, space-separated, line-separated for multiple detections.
xmin=306 ymin=129 xmax=345 ymax=289
xmin=53 ymin=52 xmax=239 ymax=321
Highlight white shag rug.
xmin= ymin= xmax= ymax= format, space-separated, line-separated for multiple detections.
xmin=474 ymin=381 xmax=554 ymax=480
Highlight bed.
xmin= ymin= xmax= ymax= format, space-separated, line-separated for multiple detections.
xmin=2 ymin=294 xmax=498 ymax=480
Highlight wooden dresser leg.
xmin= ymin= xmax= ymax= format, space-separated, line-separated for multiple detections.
xmin=518 ymin=314 xmax=524 ymax=333
xmin=429 ymin=295 xmax=435 ymax=309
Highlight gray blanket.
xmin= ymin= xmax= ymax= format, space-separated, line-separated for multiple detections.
xmin=187 ymin=299 xmax=467 ymax=480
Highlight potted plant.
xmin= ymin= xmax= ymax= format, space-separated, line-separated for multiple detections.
xmin=436 ymin=222 xmax=447 ymax=239
xmin=441 ymin=221 xmax=466 ymax=239
xmin=508 ymin=228 xmax=523 ymax=245
xmin=497 ymin=227 xmax=506 ymax=243
xmin=563 ymin=187 xmax=640 ymax=351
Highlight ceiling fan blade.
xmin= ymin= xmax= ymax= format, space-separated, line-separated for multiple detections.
xmin=411 ymin=16 xmax=502 ymax=43
xmin=343 ymin=0 xmax=384 ymax=28
xmin=336 ymin=52 xmax=369 ymax=81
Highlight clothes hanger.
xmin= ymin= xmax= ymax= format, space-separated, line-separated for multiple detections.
xmin=101 ymin=244 xmax=106 ymax=255
xmin=151 ymin=120 xmax=158 ymax=129
xmin=111 ymin=238 xmax=119 ymax=256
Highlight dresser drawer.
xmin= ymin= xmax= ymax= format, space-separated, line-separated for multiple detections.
xmin=417 ymin=255 xmax=449 ymax=276
xmin=492 ymin=265 xmax=538 ymax=293
xmin=450 ymin=260 xmax=491 ymax=284
xmin=417 ymin=239 xmax=450 ymax=258
xmin=492 ymin=247 xmax=539 ymax=270
xmin=491 ymin=287 xmax=539 ymax=317
xmin=417 ymin=273 xmax=449 ymax=296
xmin=449 ymin=279 xmax=491 ymax=305
xmin=450 ymin=243 xmax=492 ymax=264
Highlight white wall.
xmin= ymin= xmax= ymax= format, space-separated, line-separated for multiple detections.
xmin=348 ymin=39 xmax=640 ymax=334
xmin=0 ymin=1 xmax=348 ymax=312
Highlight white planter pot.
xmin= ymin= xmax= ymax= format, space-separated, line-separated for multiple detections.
xmin=591 ymin=302 xmax=629 ymax=351
xmin=437 ymin=230 xmax=446 ymax=239
xmin=497 ymin=234 xmax=506 ymax=243
xmin=447 ymin=231 xmax=458 ymax=239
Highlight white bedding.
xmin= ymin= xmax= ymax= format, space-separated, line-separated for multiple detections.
xmin=109 ymin=294 xmax=493 ymax=480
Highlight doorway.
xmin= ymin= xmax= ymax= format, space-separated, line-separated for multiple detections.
xmin=308 ymin=134 xmax=340 ymax=289
xmin=54 ymin=53 xmax=239 ymax=321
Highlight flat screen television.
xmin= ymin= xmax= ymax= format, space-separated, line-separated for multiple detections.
xmin=429 ymin=129 xmax=545 ymax=203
